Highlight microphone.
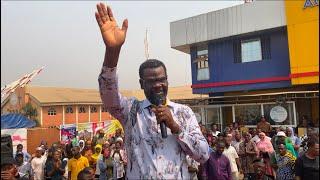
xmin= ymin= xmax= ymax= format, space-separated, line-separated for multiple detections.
xmin=154 ymin=94 xmax=167 ymax=139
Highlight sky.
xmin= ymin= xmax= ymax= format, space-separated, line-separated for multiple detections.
xmin=1 ymin=1 xmax=243 ymax=90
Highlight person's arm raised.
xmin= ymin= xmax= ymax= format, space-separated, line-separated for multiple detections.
xmin=95 ymin=3 xmax=128 ymax=68
xmin=96 ymin=3 xmax=132 ymax=125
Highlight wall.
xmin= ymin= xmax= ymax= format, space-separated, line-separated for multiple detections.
xmin=64 ymin=105 xmax=77 ymax=125
xmin=27 ymin=128 xmax=60 ymax=155
xmin=78 ymin=105 xmax=89 ymax=123
xmin=42 ymin=106 xmax=63 ymax=127
xmin=191 ymin=28 xmax=291 ymax=94
xmin=285 ymin=0 xmax=319 ymax=85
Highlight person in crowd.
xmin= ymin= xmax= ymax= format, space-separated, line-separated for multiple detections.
xmin=15 ymin=152 xmax=31 ymax=180
xmin=92 ymin=144 xmax=103 ymax=173
xmin=217 ymin=132 xmax=225 ymax=141
xmin=211 ymin=123 xmax=220 ymax=137
xmin=13 ymin=144 xmax=31 ymax=163
xmin=238 ymin=132 xmax=258 ymax=179
xmin=257 ymin=116 xmax=272 ymax=136
xmin=223 ymin=133 xmax=242 ymax=180
xmin=256 ymin=132 xmax=274 ymax=154
xmin=211 ymin=135 xmax=218 ymax=151
xmin=256 ymin=132 xmax=275 ymax=178
xmin=79 ymin=140 xmax=85 ymax=153
xmin=31 ymin=147 xmax=47 ymax=180
xmin=77 ymin=167 xmax=95 ymax=180
xmin=201 ymin=140 xmax=232 ymax=180
xmin=68 ymin=146 xmax=89 ymax=180
xmin=286 ymin=127 xmax=301 ymax=154
xmin=110 ymin=129 xmax=123 ymax=145
xmin=231 ymin=130 xmax=242 ymax=154
xmin=45 ymin=150 xmax=67 ymax=180
xmin=273 ymin=131 xmax=297 ymax=158
xmin=271 ymin=143 xmax=296 ymax=180
xmin=112 ymin=141 xmax=125 ymax=180
xmin=96 ymin=2 xmax=209 ymax=178
xmin=300 ymin=127 xmax=318 ymax=153
xmin=71 ymin=135 xmax=79 ymax=148
xmin=82 ymin=140 xmax=95 ymax=168
xmin=251 ymin=128 xmax=267 ymax=144
xmin=97 ymin=143 xmax=113 ymax=180
xmin=1 ymin=158 xmax=20 ymax=180
xmin=298 ymin=115 xmax=315 ymax=128
xmin=248 ymin=158 xmax=274 ymax=180
xmin=186 ymin=155 xmax=199 ymax=180
xmin=295 ymin=137 xmax=319 ymax=180
xmin=93 ymin=127 xmax=107 ymax=146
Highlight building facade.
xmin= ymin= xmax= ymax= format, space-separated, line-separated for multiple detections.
xmin=1 ymin=85 xmax=205 ymax=127
xmin=170 ymin=0 xmax=319 ymax=129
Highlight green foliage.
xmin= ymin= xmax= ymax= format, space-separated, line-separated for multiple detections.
xmin=21 ymin=103 xmax=38 ymax=126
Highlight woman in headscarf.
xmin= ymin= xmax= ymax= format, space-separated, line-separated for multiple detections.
xmin=286 ymin=127 xmax=301 ymax=155
xmin=92 ymin=144 xmax=102 ymax=178
xmin=79 ymin=140 xmax=85 ymax=153
xmin=257 ymin=132 xmax=274 ymax=154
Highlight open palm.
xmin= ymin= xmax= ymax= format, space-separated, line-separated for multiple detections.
xmin=95 ymin=3 xmax=128 ymax=48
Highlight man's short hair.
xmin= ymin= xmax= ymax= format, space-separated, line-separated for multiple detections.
xmin=77 ymin=167 xmax=94 ymax=180
xmin=139 ymin=59 xmax=167 ymax=79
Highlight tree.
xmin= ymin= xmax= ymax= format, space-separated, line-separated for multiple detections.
xmin=21 ymin=103 xmax=39 ymax=126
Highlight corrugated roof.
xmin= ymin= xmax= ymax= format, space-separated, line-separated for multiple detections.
xmin=26 ymin=85 xmax=207 ymax=105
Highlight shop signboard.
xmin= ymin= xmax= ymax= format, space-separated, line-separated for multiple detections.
xmin=270 ymin=105 xmax=288 ymax=123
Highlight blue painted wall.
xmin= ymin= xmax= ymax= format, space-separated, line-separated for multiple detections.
xmin=191 ymin=27 xmax=292 ymax=94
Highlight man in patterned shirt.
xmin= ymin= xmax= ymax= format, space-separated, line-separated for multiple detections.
xmin=95 ymin=3 xmax=209 ymax=179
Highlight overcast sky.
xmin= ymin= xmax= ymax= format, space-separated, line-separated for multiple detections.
xmin=1 ymin=1 xmax=243 ymax=90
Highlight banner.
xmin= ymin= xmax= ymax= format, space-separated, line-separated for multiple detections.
xmin=1 ymin=128 xmax=27 ymax=152
xmin=60 ymin=124 xmax=76 ymax=144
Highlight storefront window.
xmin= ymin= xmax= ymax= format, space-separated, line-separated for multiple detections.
xmin=234 ymin=104 xmax=261 ymax=125
xmin=191 ymin=107 xmax=203 ymax=124
xmin=263 ymin=103 xmax=295 ymax=126
xmin=206 ymin=107 xmax=221 ymax=129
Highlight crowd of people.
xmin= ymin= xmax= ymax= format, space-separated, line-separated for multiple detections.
xmin=1 ymin=128 xmax=127 ymax=180
xmin=1 ymin=116 xmax=318 ymax=180
xmin=198 ymin=116 xmax=319 ymax=180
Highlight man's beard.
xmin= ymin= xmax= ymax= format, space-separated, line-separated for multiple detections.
xmin=146 ymin=90 xmax=167 ymax=105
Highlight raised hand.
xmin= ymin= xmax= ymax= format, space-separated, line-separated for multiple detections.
xmin=95 ymin=3 xmax=128 ymax=48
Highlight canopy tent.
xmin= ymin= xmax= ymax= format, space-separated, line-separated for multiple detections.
xmin=1 ymin=113 xmax=36 ymax=129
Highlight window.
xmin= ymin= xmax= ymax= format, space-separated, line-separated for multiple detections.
xmin=90 ymin=107 xmax=97 ymax=113
xmin=101 ymin=107 xmax=106 ymax=112
xmin=48 ymin=108 xmax=56 ymax=116
xmin=234 ymin=36 xmax=271 ymax=63
xmin=206 ymin=107 xmax=221 ymax=129
xmin=241 ymin=39 xmax=262 ymax=62
xmin=66 ymin=106 xmax=73 ymax=113
xmin=234 ymin=104 xmax=262 ymax=125
xmin=79 ymin=106 xmax=86 ymax=113
xmin=195 ymin=48 xmax=209 ymax=81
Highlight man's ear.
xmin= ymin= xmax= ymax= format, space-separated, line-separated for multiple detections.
xmin=139 ymin=79 xmax=144 ymax=89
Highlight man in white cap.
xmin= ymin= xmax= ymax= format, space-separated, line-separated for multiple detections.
xmin=31 ymin=147 xmax=46 ymax=180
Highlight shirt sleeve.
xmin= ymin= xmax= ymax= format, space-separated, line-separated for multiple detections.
xmin=98 ymin=66 xmax=133 ymax=126
xmin=174 ymin=106 xmax=209 ymax=164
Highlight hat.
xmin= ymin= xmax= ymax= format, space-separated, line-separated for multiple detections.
xmin=276 ymin=131 xmax=286 ymax=137
xmin=115 ymin=137 xmax=123 ymax=143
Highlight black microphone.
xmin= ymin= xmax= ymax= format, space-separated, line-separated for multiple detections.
xmin=154 ymin=94 xmax=167 ymax=138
